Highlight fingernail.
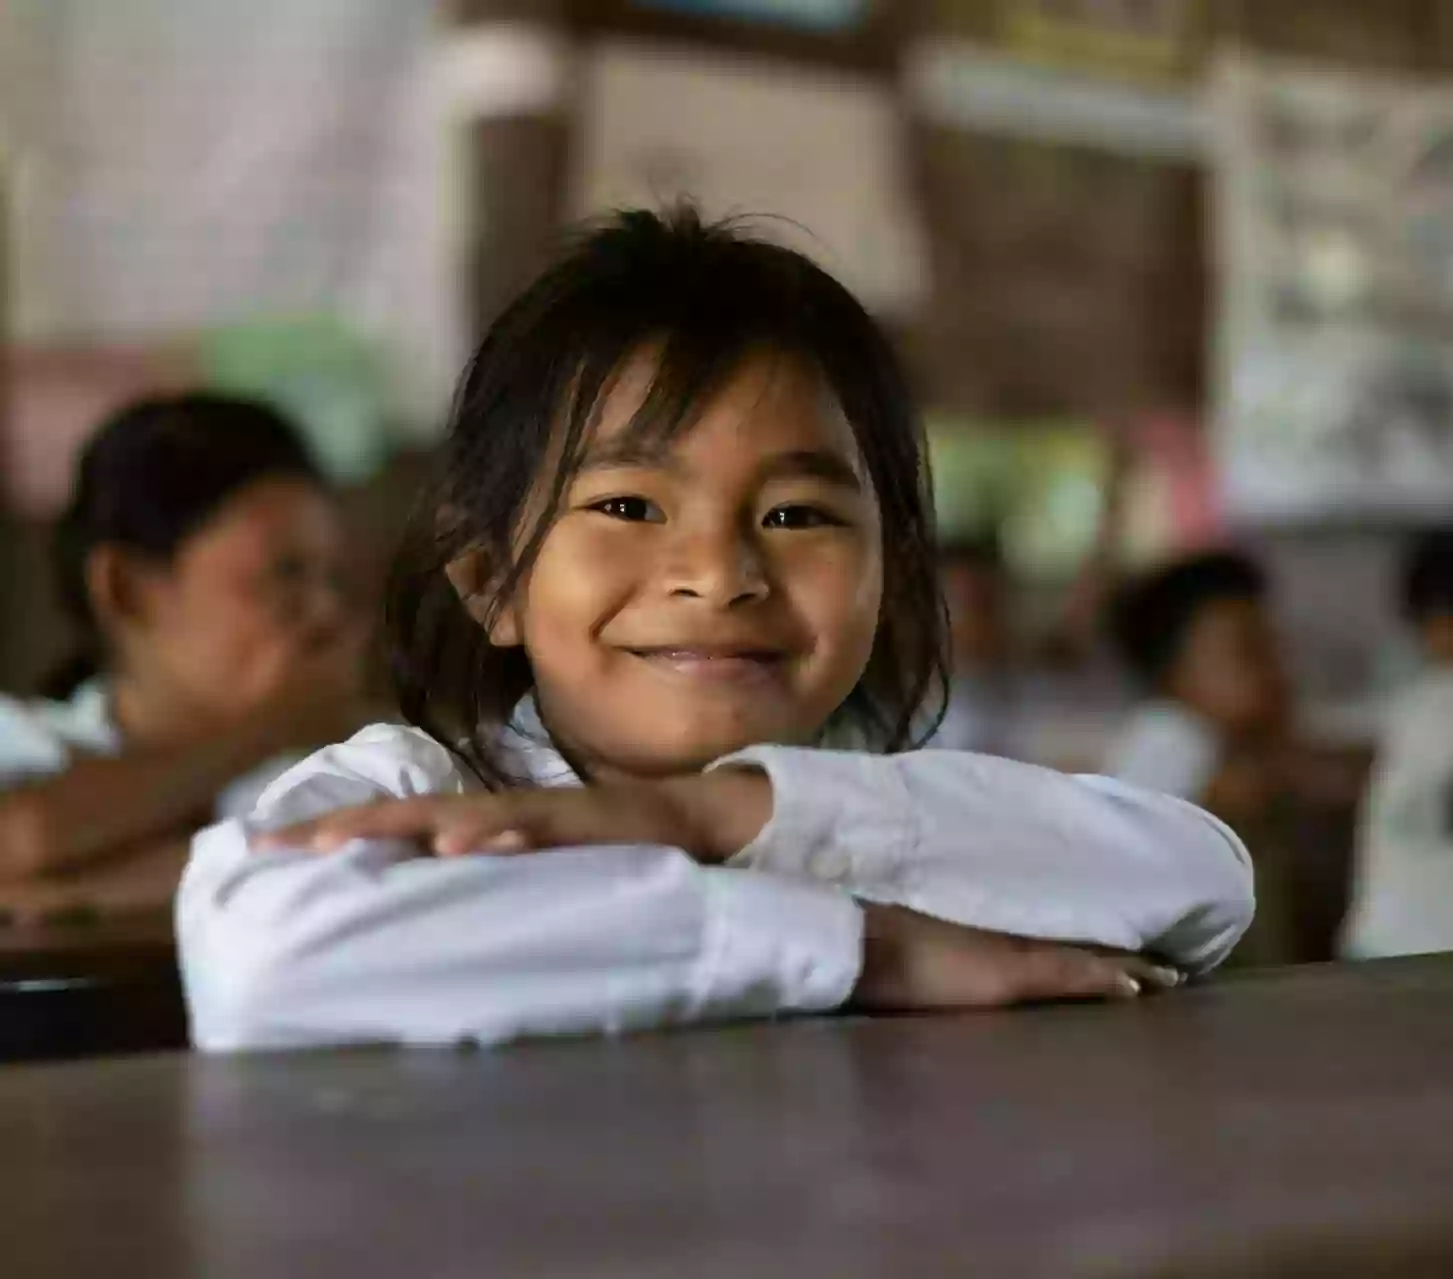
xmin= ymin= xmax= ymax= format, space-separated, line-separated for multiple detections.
xmin=1147 ymin=966 xmax=1183 ymax=989
xmin=1115 ymin=974 xmax=1142 ymax=999
xmin=480 ymin=830 xmax=527 ymax=854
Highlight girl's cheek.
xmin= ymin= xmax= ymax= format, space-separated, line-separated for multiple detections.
xmin=540 ymin=520 xmax=649 ymax=581
xmin=776 ymin=538 xmax=881 ymax=603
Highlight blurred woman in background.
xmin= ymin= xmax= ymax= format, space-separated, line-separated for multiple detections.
xmin=0 ymin=394 xmax=365 ymax=885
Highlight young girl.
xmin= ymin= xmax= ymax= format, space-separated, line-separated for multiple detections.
xmin=178 ymin=210 xmax=1253 ymax=1052
xmin=0 ymin=394 xmax=363 ymax=886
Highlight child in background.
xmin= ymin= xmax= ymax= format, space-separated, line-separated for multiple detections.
xmin=0 ymin=394 xmax=365 ymax=886
xmin=1344 ymin=529 xmax=1453 ymax=958
xmin=178 ymin=209 xmax=1253 ymax=1052
xmin=1107 ymin=553 xmax=1289 ymax=807
xmin=1107 ymin=551 xmax=1357 ymax=963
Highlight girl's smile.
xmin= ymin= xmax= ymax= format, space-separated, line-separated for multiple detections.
xmin=623 ymin=646 xmax=791 ymax=688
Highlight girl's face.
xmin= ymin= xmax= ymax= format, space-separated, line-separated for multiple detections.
xmin=490 ymin=354 xmax=885 ymax=778
xmin=108 ymin=476 xmax=352 ymax=722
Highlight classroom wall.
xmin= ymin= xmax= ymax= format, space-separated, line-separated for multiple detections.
xmin=7 ymin=0 xmax=1453 ymax=700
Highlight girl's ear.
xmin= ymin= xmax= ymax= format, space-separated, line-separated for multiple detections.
xmin=444 ymin=549 xmax=522 ymax=647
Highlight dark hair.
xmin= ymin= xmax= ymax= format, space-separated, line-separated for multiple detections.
xmin=44 ymin=393 xmax=323 ymax=699
xmin=1110 ymin=550 xmax=1267 ymax=689
xmin=939 ymin=534 xmax=1004 ymax=575
xmin=388 ymin=206 xmax=947 ymax=788
xmin=1401 ymin=527 xmax=1453 ymax=626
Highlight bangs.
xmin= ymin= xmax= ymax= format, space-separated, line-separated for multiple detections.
xmin=558 ymin=337 xmax=847 ymax=495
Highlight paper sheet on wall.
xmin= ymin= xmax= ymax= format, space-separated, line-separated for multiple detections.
xmin=3 ymin=0 xmax=461 ymax=442
xmin=1213 ymin=52 xmax=1453 ymax=523
xmin=571 ymin=40 xmax=928 ymax=318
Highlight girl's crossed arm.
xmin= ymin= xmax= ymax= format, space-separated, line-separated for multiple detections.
xmin=261 ymin=739 xmax=1254 ymax=977
xmin=179 ymin=729 xmax=1195 ymax=1051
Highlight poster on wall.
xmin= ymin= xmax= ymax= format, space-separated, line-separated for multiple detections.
xmin=571 ymin=39 xmax=928 ymax=318
xmin=5 ymin=0 xmax=458 ymax=437
xmin=1213 ymin=53 xmax=1453 ymax=524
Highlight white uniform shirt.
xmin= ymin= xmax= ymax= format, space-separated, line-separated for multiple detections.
xmin=178 ymin=723 xmax=1255 ymax=1052
xmin=0 ymin=681 xmax=299 ymax=818
xmin=1344 ymin=670 xmax=1453 ymax=958
xmin=0 ymin=683 xmax=119 ymax=784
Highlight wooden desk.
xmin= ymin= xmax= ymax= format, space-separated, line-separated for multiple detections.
xmin=0 ymin=838 xmax=187 ymax=1060
xmin=0 ymin=909 xmax=184 ymax=1061
xmin=5 ymin=957 xmax=1453 ymax=1276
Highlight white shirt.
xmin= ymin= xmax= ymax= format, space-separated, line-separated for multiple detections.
xmin=177 ymin=723 xmax=1255 ymax=1052
xmin=1343 ymin=670 xmax=1453 ymax=958
xmin=0 ymin=681 xmax=298 ymax=819
xmin=1105 ymin=701 xmax=1221 ymax=801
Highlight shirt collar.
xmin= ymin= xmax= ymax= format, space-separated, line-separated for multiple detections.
xmin=58 ymin=678 xmax=124 ymax=754
xmin=501 ymin=697 xmax=579 ymax=787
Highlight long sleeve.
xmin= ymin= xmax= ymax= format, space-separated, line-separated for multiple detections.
xmin=0 ymin=690 xmax=116 ymax=789
xmin=715 ymin=746 xmax=1255 ymax=974
xmin=176 ymin=729 xmax=863 ymax=1053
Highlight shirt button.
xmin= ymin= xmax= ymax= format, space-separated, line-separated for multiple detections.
xmin=811 ymin=848 xmax=853 ymax=882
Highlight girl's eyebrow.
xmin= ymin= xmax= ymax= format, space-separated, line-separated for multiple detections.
xmin=757 ymin=449 xmax=863 ymax=494
xmin=577 ymin=443 xmax=862 ymax=494
xmin=575 ymin=439 xmax=669 ymax=473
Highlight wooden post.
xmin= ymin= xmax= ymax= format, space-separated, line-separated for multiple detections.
xmin=448 ymin=1 xmax=572 ymax=340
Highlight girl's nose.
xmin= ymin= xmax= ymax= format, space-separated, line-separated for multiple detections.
xmin=661 ymin=524 xmax=770 ymax=607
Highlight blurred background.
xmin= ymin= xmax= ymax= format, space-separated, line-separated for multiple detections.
xmin=3 ymin=0 xmax=1451 ymax=759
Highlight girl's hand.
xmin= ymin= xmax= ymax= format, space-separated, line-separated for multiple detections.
xmin=251 ymin=769 xmax=773 ymax=863
xmin=853 ymin=906 xmax=1183 ymax=1010
xmin=251 ymin=794 xmax=1183 ymax=1008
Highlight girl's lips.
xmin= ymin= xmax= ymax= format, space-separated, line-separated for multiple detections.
xmin=625 ymin=648 xmax=788 ymax=684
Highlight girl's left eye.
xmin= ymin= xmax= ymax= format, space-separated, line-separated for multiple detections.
xmin=589 ymin=496 xmax=662 ymax=522
xmin=762 ymin=505 xmax=844 ymax=530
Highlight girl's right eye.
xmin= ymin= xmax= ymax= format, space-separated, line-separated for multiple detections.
xmin=588 ymin=496 xmax=662 ymax=523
